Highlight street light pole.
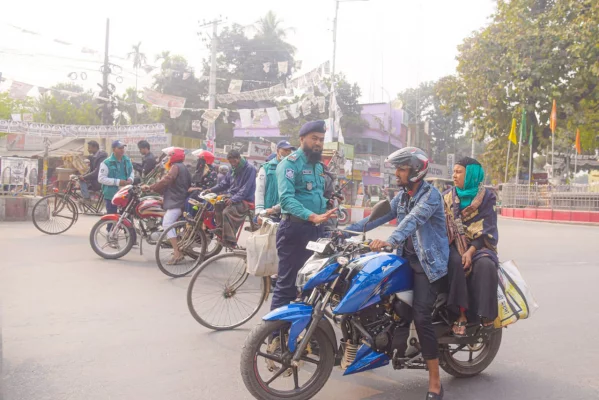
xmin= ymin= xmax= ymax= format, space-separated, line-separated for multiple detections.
xmin=381 ymin=87 xmax=393 ymax=155
xmin=329 ymin=0 xmax=369 ymax=142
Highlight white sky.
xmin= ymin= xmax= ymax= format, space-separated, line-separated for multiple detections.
xmin=1 ymin=0 xmax=496 ymax=102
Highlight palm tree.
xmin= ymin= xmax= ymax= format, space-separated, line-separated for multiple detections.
xmin=254 ymin=11 xmax=296 ymax=70
xmin=255 ymin=11 xmax=295 ymax=40
xmin=127 ymin=42 xmax=147 ymax=124
xmin=155 ymin=51 xmax=171 ymax=69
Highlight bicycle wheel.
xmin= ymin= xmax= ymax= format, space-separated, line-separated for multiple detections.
xmin=204 ymin=230 xmax=223 ymax=259
xmin=187 ymin=251 xmax=268 ymax=330
xmin=155 ymin=221 xmax=207 ymax=278
xmin=32 ymin=194 xmax=78 ymax=235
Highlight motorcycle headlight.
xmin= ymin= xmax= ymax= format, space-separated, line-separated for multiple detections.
xmin=296 ymin=257 xmax=328 ymax=290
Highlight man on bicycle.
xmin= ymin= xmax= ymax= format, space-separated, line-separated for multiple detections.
xmin=255 ymin=140 xmax=295 ymax=223
xmin=80 ymin=140 xmax=107 ymax=202
xmin=141 ymin=147 xmax=191 ymax=265
xmin=203 ymin=150 xmax=256 ymax=248
xmin=135 ymin=140 xmax=157 ymax=177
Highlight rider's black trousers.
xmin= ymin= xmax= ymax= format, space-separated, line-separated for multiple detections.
xmin=412 ymin=269 xmax=445 ymax=360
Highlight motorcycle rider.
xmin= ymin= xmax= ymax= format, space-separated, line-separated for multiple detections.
xmin=186 ymin=149 xmax=218 ymax=216
xmin=79 ymin=140 xmax=107 ymax=202
xmin=141 ymin=147 xmax=191 ymax=265
xmin=345 ymin=147 xmax=448 ymax=400
xmin=254 ymin=140 xmax=296 ymax=223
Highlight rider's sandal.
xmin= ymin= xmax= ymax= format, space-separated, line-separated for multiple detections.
xmin=452 ymin=321 xmax=467 ymax=337
xmin=167 ymin=255 xmax=185 ymax=265
xmin=426 ymin=385 xmax=444 ymax=400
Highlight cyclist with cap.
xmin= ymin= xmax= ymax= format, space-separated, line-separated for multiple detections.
xmin=255 ymin=140 xmax=296 ymax=223
xmin=141 ymin=147 xmax=191 ymax=265
xmin=345 ymin=147 xmax=449 ymax=400
xmin=98 ymin=140 xmax=135 ymax=215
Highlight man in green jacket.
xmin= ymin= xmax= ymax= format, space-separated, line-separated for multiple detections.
xmin=271 ymin=121 xmax=337 ymax=311
xmin=254 ymin=140 xmax=295 ymax=222
xmin=98 ymin=140 xmax=135 ymax=214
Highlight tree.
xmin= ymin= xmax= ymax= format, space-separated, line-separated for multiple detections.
xmin=152 ymin=55 xmax=208 ymax=136
xmin=398 ymin=79 xmax=465 ymax=161
xmin=128 ymin=42 xmax=148 ymax=124
xmin=278 ymin=74 xmax=366 ymax=141
xmin=34 ymin=83 xmax=100 ymax=125
xmin=438 ymin=0 xmax=599 ymax=179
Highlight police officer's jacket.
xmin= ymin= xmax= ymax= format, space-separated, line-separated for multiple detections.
xmin=276 ymin=148 xmax=327 ymax=220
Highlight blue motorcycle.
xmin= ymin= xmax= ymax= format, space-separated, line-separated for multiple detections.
xmin=240 ymin=200 xmax=503 ymax=400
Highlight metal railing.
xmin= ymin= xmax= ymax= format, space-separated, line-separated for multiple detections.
xmin=500 ymin=184 xmax=599 ymax=211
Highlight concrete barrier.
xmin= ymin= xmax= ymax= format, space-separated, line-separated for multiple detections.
xmin=500 ymin=207 xmax=599 ymax=225
xmin=0 ymin=196 xmax=43 ymax=222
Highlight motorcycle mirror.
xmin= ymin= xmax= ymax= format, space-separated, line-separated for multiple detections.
xmin=133 ymin=177 xmax=142 ymax=185
xmin=368 ymin=199 xmax=391 ymax=222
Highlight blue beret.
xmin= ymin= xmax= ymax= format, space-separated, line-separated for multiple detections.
xmin=299 ymin=120 xmax=326 ymax=137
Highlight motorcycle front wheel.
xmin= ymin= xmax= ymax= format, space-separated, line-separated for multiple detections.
xmin=240 ymin=320 xmax=335 ymax=400
xmin=89 ymin=219 xmax=135 ymax=259
xmin=441 ymin=327 xmax=503 ymax=378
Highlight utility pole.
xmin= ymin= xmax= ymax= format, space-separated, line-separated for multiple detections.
xmin=199 ymin=18 xmax=223 ymax=151
xmin=471 ymin=126 xmax=476 ymax=158
xmin=329 ymin=0 xmax=340 ymax=142
xmin=101 ymin=18 xmax=111 ymax=126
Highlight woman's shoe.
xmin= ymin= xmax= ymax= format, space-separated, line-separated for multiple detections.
xmin=426 ymin=385 xmax=444 ymax=400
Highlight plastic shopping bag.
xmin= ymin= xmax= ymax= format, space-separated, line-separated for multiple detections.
xmin=494 ymin=260 xmax=539 ymax=328
xmin=246 ymin=220 xmax=279 ymax=277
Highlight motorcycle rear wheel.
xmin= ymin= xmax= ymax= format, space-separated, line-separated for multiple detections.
xmin=441 ymin=327 xmax=502 ymax=378
xmin=240 ymin=320 xmax=335 ymax=400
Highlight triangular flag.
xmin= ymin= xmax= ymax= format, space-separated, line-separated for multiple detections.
xmin=508 ymin=118 xmax=518 ymax=145
xmin=575 ymin=128 xmax=582 ymax=155
xmin=550 ymin=99 xmax=557 ymax=133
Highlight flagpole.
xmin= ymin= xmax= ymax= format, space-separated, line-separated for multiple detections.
xmin=516 ymin=110 xmax=525 ymax=184
xmin=528 ymin=128 xmax=533 ymax=186
xmin=505 ymin=141 xmax=511 ymax=183
xmin=574 ymin=152 xmax=577 ymax=175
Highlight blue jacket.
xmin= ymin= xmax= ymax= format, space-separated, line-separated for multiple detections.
xmin=347 ymin=180 xmax=449 ymax=282
xmin=211 ymin=161 xmax=256 ymax=203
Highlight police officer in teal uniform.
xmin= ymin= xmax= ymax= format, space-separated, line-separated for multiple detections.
xmin=271 ymin=120 xmax=338 ymax=311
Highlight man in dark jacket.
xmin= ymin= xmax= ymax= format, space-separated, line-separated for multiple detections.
xmin=80 ymin=140 xmax=108 ymax=200
xmin=135 ymin=140 xmax=157 ymax=177
xmin=204 ymin=150 xmax=256 ymax=247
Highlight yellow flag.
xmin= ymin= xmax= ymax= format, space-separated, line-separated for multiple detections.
xmin=508 ymin=118 xmax=518 ymax=145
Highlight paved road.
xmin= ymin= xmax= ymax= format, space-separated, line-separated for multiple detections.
xmin=1 ymin=216 xmax=598 ymax=400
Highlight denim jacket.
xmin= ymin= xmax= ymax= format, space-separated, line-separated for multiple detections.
xmin=346 ymin=180 xmax=449 ymax=282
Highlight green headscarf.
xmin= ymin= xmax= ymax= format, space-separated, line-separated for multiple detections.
xmin=231 ymin=157 xmax=247 ymax=177
xmin=455 ymin=163 xmax=485 ymax=209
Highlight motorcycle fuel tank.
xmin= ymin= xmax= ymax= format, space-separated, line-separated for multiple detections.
xmin=137 ymin=199 xmax=165 ymax=218
xmin=333 ymin=252 xmax=413 ymax=315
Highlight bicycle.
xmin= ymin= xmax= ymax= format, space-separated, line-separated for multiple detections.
xmin=32 ymin=175 xmax=105 ymax=235
xmin=154 ymin=193 xmax=223 ymax=278
xmin=187 ymin=204 xmax=275 ymax=331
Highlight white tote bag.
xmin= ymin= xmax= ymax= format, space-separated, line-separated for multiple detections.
xmin=246 ymin=220 xmax=279 ymax=277
xmin=494 ymin=260 xmax=539 ymax=328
